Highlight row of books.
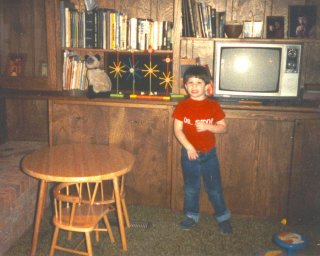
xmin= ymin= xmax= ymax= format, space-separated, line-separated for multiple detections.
xmin=61 ymin=2 xmax=173 ymax=50
xmin=181 ymin=0 xmax=225 ymax=38
xmin=62 ymin=51 xmax=88 ymax=91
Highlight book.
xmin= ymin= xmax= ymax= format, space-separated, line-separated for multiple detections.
xmin=157 ymin=21 xmax=163 ymax=50
xmin=120 ymin=13 xmax=127 ymax=49
xmin=191 ymin=0 xmax=200 ymax=37
xmin=85 ymin=10 xmax=95 ymax=48
xmin=186 ymin=0 xmax=195 ymax=37
xmin=162 ymin=20 xmax=168 ymax=49
xmin=137 ymin=18 xmax=147 ymax=50
xmin=182 ymin=0 xmax=191 ymax=37
xmin=193 ymin=2 xmax=202 ymax=37
xmin=109 ymin=11 xmax=116 ymax=49
xmin=181 ymin=0 xmax=186 ymax=37
xmin=206 ymin=5 xmax=212 ymax=37
xmin=210 ymin=8 xmax=216 ymax=38
xmin=78 ymin=11 xmax=85 ymax=48
xmin=197 ymin=2 xmax=205 ymax=37
xmin=152 ymin=20 xmax=159 ymax=50
xmin=218 ymin=11 xmax=226 ymax=38
xmin=60 ymin=1 xmax=66 ymax=47
xmin=65 ymin=7 xmax=71 ymax=47
xmin=200 ymin=2 xmax=208 ymax=37
xmin=70 ymin=9 xmax=79 ymax=48
xmin=129 ymin=17 xmax=137 ymax=49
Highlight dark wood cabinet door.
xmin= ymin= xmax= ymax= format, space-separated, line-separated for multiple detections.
xmin=172 ymin=116 xmax=294 ymax=218
xmin=108 ymin=106 xmax=172 ymax=208
xmin=217 ymin=118 xmax=294 ymax=218
xmin=50 ymin=101 xmax=173 ymax=208
xmin=288 ymin=119 xmax=320 ymax=224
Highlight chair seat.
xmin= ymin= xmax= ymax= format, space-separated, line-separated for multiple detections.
xmin=53 ymin=204 xmax=111 ymax=231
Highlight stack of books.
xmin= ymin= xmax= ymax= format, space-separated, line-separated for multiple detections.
xmin=60 ymin=1 xmax=173 ymax=50
xmin=62 ymin=51 xmax=88 ymax=91
xmin=181 ymin=0 xmax=225 ymax=38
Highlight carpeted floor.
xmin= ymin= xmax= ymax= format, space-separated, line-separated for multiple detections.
xmin=5 ymin=205 xmax=320 ymax=256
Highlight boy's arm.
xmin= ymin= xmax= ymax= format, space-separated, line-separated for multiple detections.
xmin=195 ymin=118 xmax=227 ymax=133
xmin=174 ymin=119 xmax=199 ymax=160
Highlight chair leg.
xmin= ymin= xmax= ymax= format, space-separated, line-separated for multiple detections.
xmin=121 ymin=198 xmax=130 ymax=227
xmin=49 ymin=226 xmax=59 ymax=256
xmin=95 ymin=223 xmax=100 ymax=242
xmin=103 ymin=215 xmax=115 ymax=243
xmin=85 ymin=232 xmax=93 ymax=256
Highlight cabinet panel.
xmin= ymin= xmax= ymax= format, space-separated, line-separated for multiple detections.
xmin=253 ymin=120 xmax=294 ymax=217
xmin=215 ymin=118 xmax=260 ymax=216
xmin=5 ymin=98 xmax=48 ymax=141
xmin=50 ymin=103 xmax=110 ymax=145
xmin=108 ymin=106 xmax=172 ymax=208
xmin=218 ymin=118 xmax=293 ymax=217
xmin=50 ymin=102 xmax=173 ymax=208
xmin=172 ymin=116 xmax=294 ymax=218
xmin=288 ymin=119 xmax=320 ymax=224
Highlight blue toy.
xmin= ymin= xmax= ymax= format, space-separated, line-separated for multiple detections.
xmin=273 ymin=232 xmax=307 ymax=256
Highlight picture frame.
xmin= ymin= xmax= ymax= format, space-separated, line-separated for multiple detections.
xmin=243 ymin=21 xmax=263 ymax=38
xmin=288 ymin=5 xmax=317 ymax=38
xmin=6 ymin=53 xmax=25 ymax=77
xmin=266 ymin=16 xmax=284 ymax=39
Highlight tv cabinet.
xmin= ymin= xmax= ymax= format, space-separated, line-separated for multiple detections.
xmin=3 ymin=93 xmax=319 ymax=224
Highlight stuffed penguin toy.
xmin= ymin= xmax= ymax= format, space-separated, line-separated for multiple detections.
xmin=85 ymin=54 xmax=112 ymax=98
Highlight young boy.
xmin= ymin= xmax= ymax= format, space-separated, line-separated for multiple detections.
xmin=172 ymin=65 xmax=232 ymax=235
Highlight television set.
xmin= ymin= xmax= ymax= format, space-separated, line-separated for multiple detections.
xmin=213 ymin=41 xmax=302 ymax=101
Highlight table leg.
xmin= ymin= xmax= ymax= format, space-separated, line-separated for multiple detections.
xmin=31 ymin=180 xmax=48 ymax=256
xmin=113 ymin=177 xmax=127 ymax=251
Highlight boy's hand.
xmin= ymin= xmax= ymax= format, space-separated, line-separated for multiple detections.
xmin=195 ymin=119 xmax=227 ymax=133
xmin=186 ymin=147 xmax=199 ymax=160
xmin=195 ymin=121 xmax=209 ymax=132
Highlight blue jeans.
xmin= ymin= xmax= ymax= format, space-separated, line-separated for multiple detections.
xmin=181 ymin=147 xmax=231 ymax=223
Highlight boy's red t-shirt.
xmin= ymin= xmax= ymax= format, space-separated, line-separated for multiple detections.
xmin=172 ymin=97 xmax=225 ymax=152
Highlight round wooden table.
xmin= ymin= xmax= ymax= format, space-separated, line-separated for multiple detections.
xmin=22 ymin=144 xmax=135 ymax=256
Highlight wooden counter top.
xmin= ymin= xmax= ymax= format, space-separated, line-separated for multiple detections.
xmin=1 ymin=88 xmax=320 ymax=113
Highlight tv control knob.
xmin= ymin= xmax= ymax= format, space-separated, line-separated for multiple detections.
xmin=287 ymin=48 xmax=297 ymax=58
xmin=286 ymin=61 xmax=297 ymax=72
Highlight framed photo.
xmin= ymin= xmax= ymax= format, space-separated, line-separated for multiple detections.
xmin=6 ymin=53 xmax=25 ymax=77
xmin=266 ymin=16 xmax=284 ymax=39
xmin=243 ymin=21 xmax=263 ymax=38
xmin=288 ymin=5 xmax=317 ymax=38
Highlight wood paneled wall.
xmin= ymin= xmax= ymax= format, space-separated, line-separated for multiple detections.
xmin=5 ymin=98 xmax=48 ymax=142
xmin=0 ymin=0 xmax=47 ymax=78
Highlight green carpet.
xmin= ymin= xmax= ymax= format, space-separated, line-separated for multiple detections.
xmin=5 ymin=206 xmax=320 ymax=255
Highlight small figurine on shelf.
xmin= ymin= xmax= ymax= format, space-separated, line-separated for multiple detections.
xmin=142 ymin=46 xmax=160 ymax=95
xmin=127 ymin=49 xmax=141 ymax=98
xmin=159 ymin=55 xmax=174 ymax=96
xmin=109 ymin=50 xmax=126 ymax=98
xmin=85 ymin=54 xmax=112 ymax=98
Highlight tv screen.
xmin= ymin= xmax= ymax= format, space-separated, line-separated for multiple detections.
xmin=220 ymin=47 xmax=281 ymax=93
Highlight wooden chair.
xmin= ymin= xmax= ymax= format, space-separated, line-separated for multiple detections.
xmin=49 ymin=182 xmax=115 ymax=256
xmin=84 ymin=175 xmax=131 ymax=228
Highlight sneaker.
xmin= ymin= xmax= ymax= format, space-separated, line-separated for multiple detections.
xmin=180 ymin=217 xmax=197 ymax=230
xmin=218 ymin=220 xmax=233 ymax=235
